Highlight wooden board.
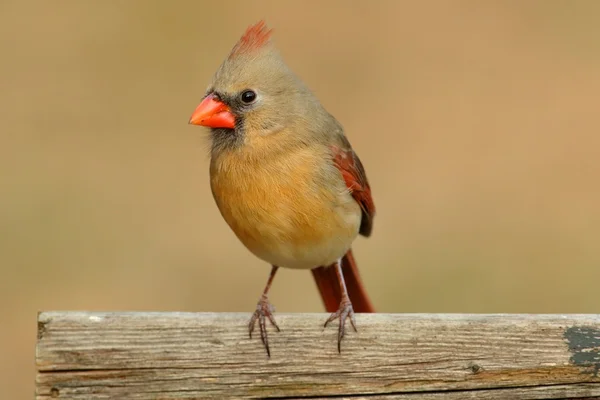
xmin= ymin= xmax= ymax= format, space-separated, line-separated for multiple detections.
xmin=36 ymin=312 xmax=600 ymax=399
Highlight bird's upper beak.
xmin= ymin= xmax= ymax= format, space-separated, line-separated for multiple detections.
xmin=188 ymin=95 xmax=236 ymax=129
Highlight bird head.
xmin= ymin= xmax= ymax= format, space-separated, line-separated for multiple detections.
xmin=189 ymin=21 xmax=324 ymax=151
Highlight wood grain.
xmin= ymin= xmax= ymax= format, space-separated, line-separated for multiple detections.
xmin=36 ymin=312 xmax=600 ymax=399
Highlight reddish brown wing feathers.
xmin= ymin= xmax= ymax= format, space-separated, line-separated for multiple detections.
xmin=331 ymin=144 xmax=375 ymax=237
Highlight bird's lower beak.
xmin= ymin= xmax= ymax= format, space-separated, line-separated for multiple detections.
xmin=189 ymin=95 xmax=236 ymax=129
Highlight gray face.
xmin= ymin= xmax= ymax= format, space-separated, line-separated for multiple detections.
xmin=206 ymin=48 xmax=312 ymax=152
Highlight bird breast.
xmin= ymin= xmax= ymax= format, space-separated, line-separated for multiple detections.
xmin=209 ymin=145 xmax=362 ymax=269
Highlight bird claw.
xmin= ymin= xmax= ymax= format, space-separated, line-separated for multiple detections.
xmin=324 ymin=297 xmax=357 ymax=353
xmin=248 ymin=294 xmax=280 ymax=357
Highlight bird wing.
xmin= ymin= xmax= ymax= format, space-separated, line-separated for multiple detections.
xmin=331 ymin=139 xmax=375 ymax=237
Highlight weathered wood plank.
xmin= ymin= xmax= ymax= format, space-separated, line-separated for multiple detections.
xmin=36 ymin=312 xmax=600 ymax=399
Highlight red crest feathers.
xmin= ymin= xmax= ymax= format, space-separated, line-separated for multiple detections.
xmin=230 ymin=20 xmax=273 ymax=57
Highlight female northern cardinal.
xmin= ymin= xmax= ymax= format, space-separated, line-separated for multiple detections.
xmin=189 ymin=21 xmax=375 ymax=356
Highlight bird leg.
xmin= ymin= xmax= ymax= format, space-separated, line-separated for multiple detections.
xmin=323 ymin=258 xmax=357 ymax=353
xmin=248 ymin=265 xmax=280 ymax=357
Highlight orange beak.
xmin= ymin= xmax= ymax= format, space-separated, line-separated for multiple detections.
xmin=188 ymin=95 xmax=236 ymax=129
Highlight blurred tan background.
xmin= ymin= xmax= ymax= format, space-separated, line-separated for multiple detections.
xmin=2 ymin=0 xmax=600 ymax=398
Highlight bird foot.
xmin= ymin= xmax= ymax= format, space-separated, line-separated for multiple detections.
xmin=248 ymin=294 xmax=280 ymax=357
xmin=324 ymin=297 xmax=357 ymax=353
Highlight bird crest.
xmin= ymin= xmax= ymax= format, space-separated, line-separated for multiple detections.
xmin=229 ymin=20 xmax=273 ymax=58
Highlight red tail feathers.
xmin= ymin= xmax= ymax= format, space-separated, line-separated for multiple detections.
xmin=311 ymin=249 xmax=375 ymax=313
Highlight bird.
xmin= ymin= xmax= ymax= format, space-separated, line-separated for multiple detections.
xmin=189 ymin=20 xmax=375 ymax=356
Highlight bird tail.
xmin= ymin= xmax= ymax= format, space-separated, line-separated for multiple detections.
xmin=311 ymin=248 xmax=375 ymax=313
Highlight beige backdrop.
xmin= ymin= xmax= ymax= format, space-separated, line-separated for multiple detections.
xmin=2 ymin=1 xmax=600 ymax=398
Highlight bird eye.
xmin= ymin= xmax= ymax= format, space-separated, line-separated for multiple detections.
xmin=240 ymin=90 xmax=257 ymax=104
